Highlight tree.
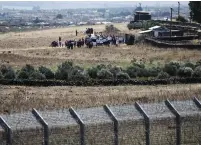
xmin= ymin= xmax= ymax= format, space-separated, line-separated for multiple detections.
xmin=176 ymin=16 xmax=188 ymax=23
xmin=56 ymin=14 xmax=63 ymax=19
xmin=33 ymin=17 xmax=40 ymax=23
xmin=189 ymin=1 xmax=201 ymax=23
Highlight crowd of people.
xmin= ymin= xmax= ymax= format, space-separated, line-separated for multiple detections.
xmin=50 ymin=28 xmax=125 ymax=49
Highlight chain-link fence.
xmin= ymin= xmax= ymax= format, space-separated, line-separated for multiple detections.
xmin=0 ymin=98 xmax=201 ymax=145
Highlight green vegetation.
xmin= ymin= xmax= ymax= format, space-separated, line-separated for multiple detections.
xmin=176 ymin=16 xmax=188 ymax=23
xmin=1 ymin=60 xmax=201 ymax=81
xmin=189 ymin=1 xmax=201 ymax=23
xmin=127 ymin=20 xmax=160 ymax=30
xmin=56 ymin=14 xmax=63 ymax=19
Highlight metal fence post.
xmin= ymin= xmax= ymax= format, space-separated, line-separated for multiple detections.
xmin=135 ymin=102 xmax=150 ymax=145
xmin=103 ymin=104 xmax=118 ymax=145
xmin=69 ymin=107 xmax=85 ymax=145
xmin=0 ymin=117 xmax=12 ymax=145
xmin=32 ymin=108 xmax=49 ymax=145
xmin=165 ymin=99 xmax=181 ymax=145
xmin=193 ymin=97 xmax=201 ymax=108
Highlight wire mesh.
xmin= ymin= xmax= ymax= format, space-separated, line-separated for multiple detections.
xmin=75 ymin=107 xmax=114 ymax=145
xmin=140 ymin=102 xmax=177 ymax=145
xmin=171 ymin=100 xmax=201 ymax=145
xmin=38 ymin=109 xmax=80 ymax=145
xmin=109 ymin=105 xmax=146 ymax=145
xmin=0 ymin=125 xmax=6 ymax=145
xmin=1 ymin=112 xmax=43 ymax=145
xmin=0 ymin=99 xmax=201 ymax=145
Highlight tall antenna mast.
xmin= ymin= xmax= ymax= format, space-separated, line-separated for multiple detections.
xmin=178 ymin=2 xmax=180 ymax=17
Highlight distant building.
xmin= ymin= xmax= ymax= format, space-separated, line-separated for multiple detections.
xmin=32 ymin=6 xmax=40 ymax=11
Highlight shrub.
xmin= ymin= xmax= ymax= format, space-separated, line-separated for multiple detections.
xmin=109 ymin=66 xmax=122 ymax=78
xmin=157 ymin=72 xmax=170 ymax=79
xmin=126 ymin=65 xmax=150 ymax=78
xmin=184 ymin=62 xmax=195 ymax=69
xmin=87 ymin=67 xmax=98 ymax=79
xmin=163 ymin=61 xmax=180 ymax=76
xmin=127 ymin=22 xmax=143 ymax=30
xmin=134 ymin=34 xmax=146 ymax=44
xmin=21 ymin=64 xmax=35 ymax=74
xmin=69 ymin=70 xmax=89 ymax=82
xmin=17 ymin=71 xmax=29 ymax=79
xmin=127 ymin=23 xmax=133 ymax=30
xmin=96 ymin=64 xmax=107 ymax=70
xmin=59 ymin=61 xmax=73 ymax=70
xmin=105 ymin=24 xmax=120 ymax=33
xmin=29 ymin=71 xmax=46 ymax=80
xmin=3 ymin=68 xmax=16 ymax=79
xmin=196 ymin=60 xmax=201 ymax=67
xmin=55 ymin=70 xmax=68 ymax=80
xmin=0 ymin=71 xmax=3 ymax=79
xmin=142 ymin=20 xmax=160 ymax=30
xmin=168 ymin=61 xmax=181 ymax=69
xmin=116 ymin=72 xmax=130 ymax=80
xmin=133 ymin=22 xmax=143 ymax=29
xmin=0 ymin=64 xmax=12 ymax=75
xmin=176 ymin=16 xmax=188 ymax=23
xmin=68 ymin=66 xmax=89 ymax=81
xmin=177 ymin=67 xmax=193 ymax=77
xmin=192 ymin=66 xmax=201 ymax=77
xmin=148 ymin=67 xmax=162 ymax=77
xmin=138 ymin=68 xmax=150 ymax=77
xmin=39 ymin=66 xmax=54 ymax=79
xmin=132 ymin=61 xmax=145 ymax=68
xmin=97 ymin=69 xmax=113 ymax=79
xmin=55 ymin=61 xmax=73 ymax=80
xmin=126 ymin=66 xmax=138 ymax=78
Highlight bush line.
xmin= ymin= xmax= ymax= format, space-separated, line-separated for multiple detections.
xmin=0 ymin=77 xmax=201 ymax=86
xmin=1 ymin=60 xmax=201 ymax=86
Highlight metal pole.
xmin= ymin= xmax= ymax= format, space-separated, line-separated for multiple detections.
xmin=170 ymin=8 xmax=173 ymax=38
xmin=32 ymin=108 xmax=49 ymax=145
xmin=69 ymin=107 xmax=85 ymax=145
xmin=135 ymin=102 xmax=150 ymax=145
xmin=104 ymin=105 xmax=118 ymax=145
xmin=178 ymin=2 xmax=180 ymax=17
xmin=0 ymin=117 xmax=12 ymax=145
xmin=165 ymin=100 xmax=181 ymax=145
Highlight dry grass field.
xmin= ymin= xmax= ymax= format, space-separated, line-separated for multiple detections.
xmin=1 ymin=23 xmax=201 ymax=114
xmin=0 ymin=23 xmax=201 ymax=69
xmin=0 ymin=84 xmax=201 ymax=114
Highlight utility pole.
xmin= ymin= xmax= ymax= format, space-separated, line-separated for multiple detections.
xmin=170 ymin=7 xmax=173 ymax=38
xmin=157 ymin=9 xmax=160 ymax=20
xmin=178 ymin=2 xmax=180 ymax=17
xmin=139 ymin=3 xmax=141 ymax=21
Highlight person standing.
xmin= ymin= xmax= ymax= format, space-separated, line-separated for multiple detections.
xmin=59 ymin=36 xmax=62 ymax=47
xmin=116 ymin=36 xmax=119 ymax=47
xmin=76 ymin=30 xmax=78 ymax=36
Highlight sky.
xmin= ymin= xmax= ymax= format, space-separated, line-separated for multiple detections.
xmin=0 ymin=1 xmax=189 ymax=10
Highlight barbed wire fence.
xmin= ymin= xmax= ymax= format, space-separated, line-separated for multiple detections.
xmin=0 ymin=97 xmax=201 ymax=145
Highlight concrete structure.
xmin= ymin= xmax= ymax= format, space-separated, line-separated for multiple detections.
xmin=134 ymin=11 xmax=151 ymax=22
xmin=140 ymin=26 xmax=184 ymax=37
